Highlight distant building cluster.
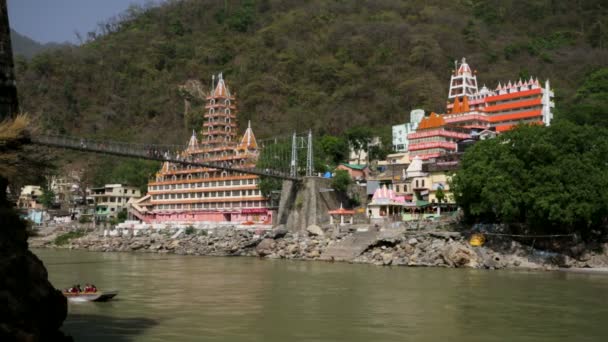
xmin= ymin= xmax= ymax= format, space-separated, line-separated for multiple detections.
xmin=365 ymin=57 xmax=554 ymax=222
xmin=14 ymin=57 xmax=555 ymax=228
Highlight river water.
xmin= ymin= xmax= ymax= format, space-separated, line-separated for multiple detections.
xmin=34 ymin=249 xmax=608 ymax=342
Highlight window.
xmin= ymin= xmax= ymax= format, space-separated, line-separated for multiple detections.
xmin=415 ymin=180 xmax=419 ymax=188
xmin=422 ymin=180 xmax=425 ymax=187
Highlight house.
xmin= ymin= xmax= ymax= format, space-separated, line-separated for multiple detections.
xmin=91 ymin=184 xmax=141 ymax=221
xmin=17 ymin=185 xmax=44 ymax=209
xmin=336 ymin=163 xmax=370 ymax=182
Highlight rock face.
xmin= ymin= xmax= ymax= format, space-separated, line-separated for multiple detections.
xmin=0 ymin=3 xmax=70 ymax=339
xmin=0 ymin=192 xmax=70 ymax=341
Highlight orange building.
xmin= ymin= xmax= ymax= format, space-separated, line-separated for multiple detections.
xmin=407 ymin=113 xmax=470 ymax=160
xmin=139 ymin=74 xmax=271 ymax=224
xmin=407 ymin=57 xmax=554 ymax=160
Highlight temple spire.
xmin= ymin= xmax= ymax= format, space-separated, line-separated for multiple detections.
xmin=448 ymin=56 xmax=478 ymax=100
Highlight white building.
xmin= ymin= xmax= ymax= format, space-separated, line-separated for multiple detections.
xmin=91 ymin=184 xmax=141 ymax=221
xmin=392 ymin=109 xmax=425 ymax=152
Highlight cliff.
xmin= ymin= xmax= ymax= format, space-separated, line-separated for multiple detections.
xmin=0 ymin=1 xmax=70 ymax=340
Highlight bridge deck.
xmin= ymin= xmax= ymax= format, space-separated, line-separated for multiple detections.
xmin=30 ymin=134 xmax=298 ymax=181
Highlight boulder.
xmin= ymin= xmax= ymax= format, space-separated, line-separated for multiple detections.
xmin=443 ymin=244 xmax=479 ymax=268
xmin=306 ymin=225 xmax=324 ymax=237
xmin=256 ymin=238 xmax=276 ymax=257
xmin=382 ymin=253 xmax=393 ymax=265
xmin=270 ymin=225 xmax=289 ymax=239
xmin=307 ymin=250 xmax=320 ymax=259
xmin=407 ymin=238 xmax=418 ymax=246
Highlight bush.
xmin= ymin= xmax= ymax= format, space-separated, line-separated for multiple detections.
xmin=185 ymin=226 xmax=195 ymax=235
xmin=54 ymin=230 xmax=86 ymax=245
xmin=332 ymin=170 xmax=352 ymax=192
xmin=78 ymin=215 xmax=92 ymax=223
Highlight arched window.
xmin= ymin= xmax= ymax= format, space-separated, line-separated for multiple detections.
xmin=187 ymin=174 xmax=192 ymax=180
xmin=210 ymin=108 xmax=215 ymax=114
xmin=210 ymin=99 xmax=216 ymax=105
xmin=221 ymin=171 xmax=228 ymax=177
xmin=224 ymin=99 xmax=230 ymax=106
xmin=172 ymin=175 xmax=177 ymax=181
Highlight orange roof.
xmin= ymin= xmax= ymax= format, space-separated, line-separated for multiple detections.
xmin=237 ymin=121 xmax=258 ymax=151
xmin=484 ymin=98 xmax=542 ymax=113
xmin=417 ymin=112 xmax=445 ymax=130
xmin=462 ymin=96 xmax=470 ymax=112
xmin=328 ymin=207 xmax=355 ymax=215
xmin=452 ymin=97 xmax=461 ymax=113
xmin=488 ymin=110 xmax=542 ymax=123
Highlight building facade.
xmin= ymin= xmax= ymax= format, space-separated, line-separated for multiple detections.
xmin=92 ymin=184 xmax=141 ymax=220
xmin=392 ymin=109 xmax=425 ymax=152
xmin=139 ymin=74 xmax=271 ymax=224
xmin=407 ymin=113 xmax=470 ymax=160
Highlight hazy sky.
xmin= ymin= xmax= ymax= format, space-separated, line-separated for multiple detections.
xmin=7 ymin=0 xmax=153 ymax=43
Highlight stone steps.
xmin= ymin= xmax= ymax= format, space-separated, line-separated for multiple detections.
xmin=320 ymin=230 xmax=380 ymax=261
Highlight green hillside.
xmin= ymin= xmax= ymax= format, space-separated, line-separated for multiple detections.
xmin=11 ymin=0 xmax=608 ymax=187
xmin=10 ymin=29 xmax=66 ymax=59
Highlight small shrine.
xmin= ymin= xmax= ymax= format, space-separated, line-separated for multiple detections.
xmin=328 ymin=203 xmax=356 ymax=225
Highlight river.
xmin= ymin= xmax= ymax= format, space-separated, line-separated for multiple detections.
xmin=34 ymin=249 xmax=608 ymax=342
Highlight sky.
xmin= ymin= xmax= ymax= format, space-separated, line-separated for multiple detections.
xmin=7 ymin=0 xmax=153 ymax=43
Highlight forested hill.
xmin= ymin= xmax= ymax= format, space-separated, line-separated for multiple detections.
xmin=14 ymin=0 xmax=608 ymax=145
xmin=10 ymin=29 xmax=66 ymax=59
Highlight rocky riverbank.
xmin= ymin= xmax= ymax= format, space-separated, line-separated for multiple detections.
xmin=29 ymin=226 xmax=608 ymax=271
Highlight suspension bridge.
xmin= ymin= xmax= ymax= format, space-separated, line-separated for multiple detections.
xmin=30 ymin=131 xmax=317 ymax=181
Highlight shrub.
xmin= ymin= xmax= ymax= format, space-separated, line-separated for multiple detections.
xmin=54 ymin=230 xmax=86 ymax=246
xmin=332 ymin=170 xmax=352 ymax=192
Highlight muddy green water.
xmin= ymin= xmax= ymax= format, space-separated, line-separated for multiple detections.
xmin=34 ymin=249 xmax=608 ymax=342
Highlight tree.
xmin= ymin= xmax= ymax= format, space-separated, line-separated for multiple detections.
xmin=452 ymin=122 xmax=608 ymax=239
xmin=435 ymin=187 xmax=445 ymax=203
xmin=331 ymin=170 xmax=352 ymax=193
xmin=345 ymin=126 xmax=372 ymax=164
xmin=319 ymin=135 xmax=349 ymax=166
xmin=39 ymin=186 xmax=56 ymax=209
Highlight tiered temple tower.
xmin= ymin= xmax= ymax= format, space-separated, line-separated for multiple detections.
xmin=141 ymin=74 xmax=270 ymax=224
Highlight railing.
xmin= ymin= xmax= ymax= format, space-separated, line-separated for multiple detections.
xmin=30 ymin=134 xmax=298 ymax=181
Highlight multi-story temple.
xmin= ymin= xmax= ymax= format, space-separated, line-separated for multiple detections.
xmin=132 ymin=74 xmax=272 ymax=224
xmin=406 ymin=57 xmax=555 ymax=159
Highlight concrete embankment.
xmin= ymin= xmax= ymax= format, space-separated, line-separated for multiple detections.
xmin=30 ymin=226 xmax=608 ymax=271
